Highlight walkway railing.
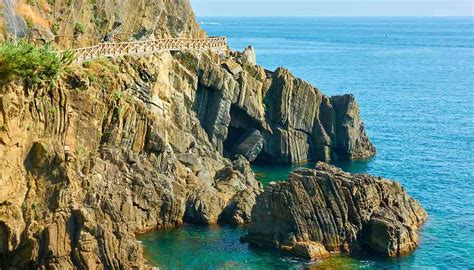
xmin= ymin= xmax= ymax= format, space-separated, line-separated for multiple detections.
xmin=62 ymin=36 xmax=227 ymax=63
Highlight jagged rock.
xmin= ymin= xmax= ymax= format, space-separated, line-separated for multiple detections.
xmin=216 ymin=157 xmax=262 ymax=224
xmin=191 ymin=53 xmax=375 ymax=164
xmin=0 ymin=0 xmax=205 ymax=47
xmin=0 ymin=51 xmax=264 ymax=269
xmin=223 ymin=59 xmax=243 ymax=77
xmin=0 ymin=0 xmax=377 ymax=268
xmin=185 ymin=156 xmax=261 ymax=225
xmin=194 ymin=54 xmax=237 ymax=152
xmin=364 ymin=208 xmax=421 ymax=257
xmin=176 ymin=153 xmax=204 ymax=172
xmin=242 ymin=163 xmax=427 ymax=259
xmin=145 ymin=126 xmax=166 ymax=153
xmin=24 ymin=142 xmax=51 ymax=170
xmin=231 ymin=129 xmax=264 ymax=162
xmin=242 ymin=46 xmax=257 ymax=65
xmin=219 ymin=186 xmax=261 ymax=225
xmin=258 ymin=68 xmax=376 ymax=163
xmin=185 ymin=184 xmax=227 ymax=224
xmin=331 ymin=95 xmax=376 ymax=159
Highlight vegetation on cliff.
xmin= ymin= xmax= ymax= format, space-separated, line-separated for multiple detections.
xmin=0 ymin=40 xmax=73 ymax=87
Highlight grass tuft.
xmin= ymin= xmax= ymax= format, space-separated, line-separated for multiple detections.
xmin=0 ymin=40 xmax=74 ymax=87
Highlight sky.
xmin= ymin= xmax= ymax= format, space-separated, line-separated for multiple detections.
xmin=190 ymin=0 xmax=474 ymax=17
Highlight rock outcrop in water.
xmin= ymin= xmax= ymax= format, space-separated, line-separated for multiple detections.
xmin=0 ymin=0 xmax=378 ymax=268
xmin=242 ymin=163 xmax=427 ymax=259
xmin=193 ymin=53 xmax=375 ymax=164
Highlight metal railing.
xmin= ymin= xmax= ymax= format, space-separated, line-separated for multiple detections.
xmin=61 ymin=36 xmax=227 ymax=63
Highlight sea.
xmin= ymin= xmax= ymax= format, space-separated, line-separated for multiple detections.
xmin=138 ymin=17 xmax=474 ymax=269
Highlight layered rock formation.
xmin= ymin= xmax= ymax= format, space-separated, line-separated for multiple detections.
xmin=0 ymin=52 xmax=265 ymax=269
xmin=242 ymin=163 xmax=427 ymax=259
xmin=192 ymin=52 xmax=375 ymax=164
xmin=0 ymin=0 xmax=205 ymax=47
xmin=0 ymin=0 xmax=379 ymax=269
xmin=1 ymin=0 xmax=375 ymax=165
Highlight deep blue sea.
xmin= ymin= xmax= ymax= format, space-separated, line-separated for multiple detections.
xmin=139 ymin=17 xmax=474 ymax=269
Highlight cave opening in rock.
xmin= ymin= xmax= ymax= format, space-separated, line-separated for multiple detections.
xmin=223 ymin=125 xmax=247 ymax=157
xmin=223 ymin=106 xmax=262 ymax=160
xmin=252 ymin=150 xmax=273 ymax=165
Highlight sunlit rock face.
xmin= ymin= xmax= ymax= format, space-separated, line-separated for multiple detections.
xmin=242 ymin=163 xmax=427 ymax=259
xmin=0 ymin=0 xmax=377 ymax=268
xmin=0 ymin=0 xmax=205 ymax=47
xmin=0 ymin=52 xmax=265 ymax=269
xmin=192 ymin=53 xmax=375 ymax=164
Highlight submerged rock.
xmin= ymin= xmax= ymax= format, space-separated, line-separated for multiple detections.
xmin=242 ymin=163 xmax=427 ymax=259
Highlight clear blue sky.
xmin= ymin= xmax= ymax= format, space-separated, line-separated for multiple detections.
xmin=190 ymin=0 xmax=474 ymax=17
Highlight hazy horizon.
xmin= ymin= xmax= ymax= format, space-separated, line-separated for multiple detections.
xmin=190 ymin=0 xmax=474 ymax=17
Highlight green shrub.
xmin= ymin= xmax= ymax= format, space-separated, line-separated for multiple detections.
xmin=0 ymin=40 xmax=75 ymax=86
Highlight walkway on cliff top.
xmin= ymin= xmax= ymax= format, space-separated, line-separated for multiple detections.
xmin=64 ymin=36 xmax=227 ymax=63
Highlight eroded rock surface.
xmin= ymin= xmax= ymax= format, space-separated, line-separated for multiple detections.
xmin=230 ymin=129 xmax=264 ymax=162
xmin=0 ymin=53 xmax=263 ymax=269
xmin=0 ymin=36 xmax=376 ymax=270
xmin=190 ymin=52 xmax=375 ymax=164
xmin=0 ymin=0 xmax=378 ymax=268
xmin=0 ymin=0 xmax=205 ymax=47
xmin=242 ymin=163 xmax=427 ymax=259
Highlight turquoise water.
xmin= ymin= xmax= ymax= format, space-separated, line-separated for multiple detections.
xmin=140 ymin=17 xmax=474 ymax=269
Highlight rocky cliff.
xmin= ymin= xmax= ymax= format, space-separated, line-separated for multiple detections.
xmin=191 ymin=49 xmax=375 ymax=164
xmin=0 ymin=51 xmax=266 ymax=268
xmin=0 ymin=0 xmax=375 ymax=165
xmin=242 ymin=163 xmax=427 ymax=259
xmin=0 ymin=0 xmax=205 ymax=47
xmin=0 ymin=0 xmax=378 ymax=268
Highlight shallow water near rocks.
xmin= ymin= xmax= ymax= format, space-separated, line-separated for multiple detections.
xmin=139 ymin=17 xmax=474 ymax=269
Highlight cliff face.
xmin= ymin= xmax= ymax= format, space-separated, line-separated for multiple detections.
xmin=0 ymin=52 xmax=264 ymax=269
xmin=1 ymin=0 xmax=375 ymax=164
xmin=0 ymin=47 xmax=376 ymax=267
xmin=0 ymin=0 xmax=205 ymax=47
xmin=192 ymin=50 xmax=375 ymax=164
xmin=0 ymin=0 xmax=379 ymax=268
xmin=242 ymin=163 xmax=427 ymax=259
